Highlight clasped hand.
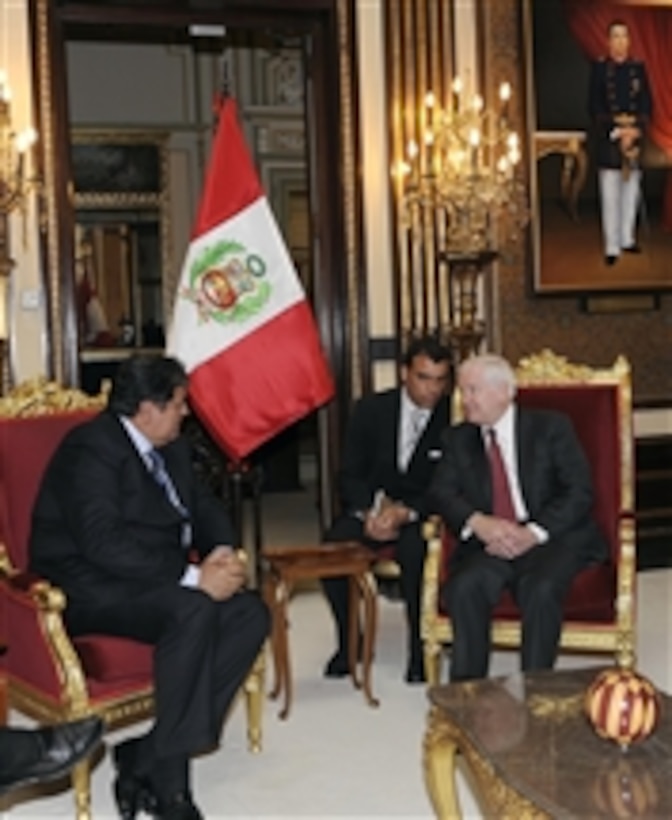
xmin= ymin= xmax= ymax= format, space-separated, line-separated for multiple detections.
xmin=198 ymin=545 xmax=247 ymax=601
xmin=469 ymin=513 xmax=537 ymax=560
xmin=364 ymin=498 xmax=410 ymax=542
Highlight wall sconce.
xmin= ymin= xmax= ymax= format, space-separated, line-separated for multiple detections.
xmin=0 ymin=69 xmax=39 ymax=394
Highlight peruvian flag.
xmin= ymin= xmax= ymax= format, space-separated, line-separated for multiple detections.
xmin=166 ymin=98 xmax=334 ymax=460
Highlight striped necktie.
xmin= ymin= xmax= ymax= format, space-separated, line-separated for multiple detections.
xmin=147 ymin=449 xmax=191 ymax=544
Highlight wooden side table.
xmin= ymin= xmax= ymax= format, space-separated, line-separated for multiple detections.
xmin=262 ymin=542 xmax=379 ymax=720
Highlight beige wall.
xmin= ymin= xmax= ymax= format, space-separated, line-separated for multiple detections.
xmin=1 ymin=0 xmax=47 ymax=384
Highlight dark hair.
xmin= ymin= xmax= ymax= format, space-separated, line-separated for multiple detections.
xmin=402 ymin=334 xmax=451 ymax=367
xmin=107 ymin=354 xmax=188 ymax=416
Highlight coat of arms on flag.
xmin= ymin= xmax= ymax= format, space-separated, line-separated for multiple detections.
xmin=181 ymin=240 xmax=271 ymax=325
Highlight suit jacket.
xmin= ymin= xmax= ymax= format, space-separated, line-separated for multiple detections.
xmin=588 ymin=58 xmax=652 ymax=170
xmin=337 ymin=388 xmax=449 ymax=520
xmin=29 ymin=411 xmax=233 ymax=612
xmin=428 ymin=406 xmax=607 ymax=562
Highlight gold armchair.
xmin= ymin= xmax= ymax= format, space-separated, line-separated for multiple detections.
xmin=421 ymin=350 xmax=636 ymax=684
xmin=0 ymin=379 xmax=264 ymax=819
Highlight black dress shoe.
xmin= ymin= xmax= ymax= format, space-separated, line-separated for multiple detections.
xmin=0 ymin=716 xmax=104 ymax=796
xmin=605 ymin=255 xmax=618 ymax=266
xmin=623 ymin=244 xmax=642 ymax=253
xmin=404 ymin=660 xmax=426 ymax=685
xmin=155 ymin=791 xmax=204 ymax=820
xmin=112 ymin=743 xmax=158 ymax=820
xmin=323 ymin=650 xmax=350 ymax=678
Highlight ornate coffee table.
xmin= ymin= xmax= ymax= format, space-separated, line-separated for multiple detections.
xmin=424 ymin=667 xmax=672 ymax=819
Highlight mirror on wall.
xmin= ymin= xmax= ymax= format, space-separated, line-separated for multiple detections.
xmin=72 ymin=129 xmax=170 ymax=353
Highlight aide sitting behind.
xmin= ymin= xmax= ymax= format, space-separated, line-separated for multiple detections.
xmin=428 ymin=354 xmax=607 ymax=682
xmin=29 ymin=354 xmax=269 ymax=820
xmin=322 ymin=335 xmax=451 ymax=684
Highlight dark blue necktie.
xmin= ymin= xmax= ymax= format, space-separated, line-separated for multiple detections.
xmin=147 ymin=449 xmax=191 ymax=544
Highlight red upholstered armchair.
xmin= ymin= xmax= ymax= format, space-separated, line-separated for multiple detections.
xmin=0 ymin=380 xmax=264 ymax=819
xmin=421 ymin=350 xmax=636 ymax=684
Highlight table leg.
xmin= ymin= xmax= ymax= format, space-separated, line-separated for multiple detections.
xmin=267 ymin=576 xmax=294 ymax=720
xmin=264 ymin=575 xmax=283 ymax=700
xmin=348 ymin=575 xmax=362 ymax=690
xmin=355 ymin=570 xmax=379 ymax=708
xmin=423 ymin=707 xmax=462 ymax=820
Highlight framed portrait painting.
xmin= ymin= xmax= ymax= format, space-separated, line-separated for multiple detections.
xmin=524 ymin=0 xmax=672 ymax=294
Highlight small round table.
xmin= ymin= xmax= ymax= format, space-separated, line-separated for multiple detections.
xmin=262 ymin=541 xmax=379 ymax=719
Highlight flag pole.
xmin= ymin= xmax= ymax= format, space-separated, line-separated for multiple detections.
xmin=211 ymin=51 xmax=265 ymax=586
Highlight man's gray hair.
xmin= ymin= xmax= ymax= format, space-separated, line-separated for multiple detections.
xmin=460 ymin=354 xmax=517 ymax=397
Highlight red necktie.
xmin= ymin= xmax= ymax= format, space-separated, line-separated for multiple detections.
xmin=487 ymin=429 xmax=516 ymax=521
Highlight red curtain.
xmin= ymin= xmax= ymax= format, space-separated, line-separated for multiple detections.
xmin=563 ymin=0 xmax=672 ymax=229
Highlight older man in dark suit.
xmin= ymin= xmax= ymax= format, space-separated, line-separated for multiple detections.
xmin=29 ymin=355 xmax=269 ymax=820
xmin=428 ymin=354 xmax=607 ymax=682
xmin=322 ymin=335 xmax=451 ymax=684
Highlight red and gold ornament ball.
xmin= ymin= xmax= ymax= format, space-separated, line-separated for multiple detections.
xmin=585 ymin=667 xmax=660 ymax=749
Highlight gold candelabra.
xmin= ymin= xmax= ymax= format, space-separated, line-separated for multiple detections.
xmin=398 ymin=78 xmax=527 ymax=255
xmin=395 ymin=77 xmax=528 ymax=361
xmin=0 ymin=70 xmax=38 ymax=394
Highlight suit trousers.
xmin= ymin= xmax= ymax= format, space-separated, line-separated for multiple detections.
xmin=322 ymin=516 xmax=427 ymax=663
xmin=66 ymin=585 xmax=269 ymax=760
xmin=444 ymin=541 xmax=585 ymax=681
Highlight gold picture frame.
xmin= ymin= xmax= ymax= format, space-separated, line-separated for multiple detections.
xmin=524 ymin=0 xmax=672 ymax=295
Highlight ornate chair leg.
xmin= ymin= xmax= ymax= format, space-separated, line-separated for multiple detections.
xmin=71 ymin=758 xmax=92 ymax=820
xmin=244 ymin=650 xmax=265 ymax=753
xmin=424 ymin=639 xmax=442 ymax=685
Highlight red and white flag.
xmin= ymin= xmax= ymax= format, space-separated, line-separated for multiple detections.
xmin=167 ymin=98 xmax=334 ymax=460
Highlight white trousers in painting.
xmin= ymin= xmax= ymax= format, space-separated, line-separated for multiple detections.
xmin=598 ymin=168 xmax=641 ymax=258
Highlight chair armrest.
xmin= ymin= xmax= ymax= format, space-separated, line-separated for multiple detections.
xmin=421 ymin=516 xmax=443 ymax=640
xmin=0 ymin=542 xmax=13 ymax=577
xmin=1 ymin=572 xmax=90 ymax=714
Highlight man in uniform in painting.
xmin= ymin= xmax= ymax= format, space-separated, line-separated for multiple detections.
xmin=589 ymin=20 xmax=652 ymax=266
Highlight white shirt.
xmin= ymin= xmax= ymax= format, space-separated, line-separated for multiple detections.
xmin=398 ymin=389 xmax=431 ymax=472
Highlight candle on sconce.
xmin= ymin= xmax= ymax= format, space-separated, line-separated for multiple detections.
xmin=424 ymin=129 xmax=435 ymax=175
xmin=469 ymin=127 xmax=481 ymax=172
xmin=425 ymin=91 xmax=435 ymax=126
xmin=451 ymin=76 xmax=463 ymax=114
xmin=472 ymin=94 xmax=483 ymax=113
xmin=507 ymin=132 xmax=520 ymax=166
xmin=407 ymin=138 xmax=420 ymax=186
xmin=499 ymin=81 xmax=511 ymax=122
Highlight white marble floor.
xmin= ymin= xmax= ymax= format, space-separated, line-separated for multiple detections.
xmin=3 ymin=565 xmax=671 ymax=819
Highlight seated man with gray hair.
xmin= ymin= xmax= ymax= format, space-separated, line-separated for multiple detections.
xmin=428 ymin=354 xmax=607 ymax=681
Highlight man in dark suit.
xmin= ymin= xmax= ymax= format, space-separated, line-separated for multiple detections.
xmin=428 ymin=354 xmax=607 ymax=682
xmin=589 ymin=20 xmax=652 ymax=266
xmin=322 ymin=335 xmax=451 ymax=684
xmin=29 ymin=355 xmax=269 ymax=820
